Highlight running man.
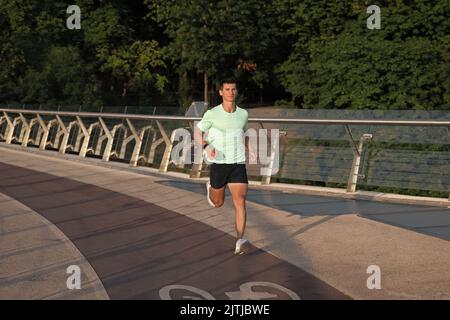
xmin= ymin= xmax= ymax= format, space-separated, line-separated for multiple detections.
xmin=194 ymin=78 xmax=255 ymax=255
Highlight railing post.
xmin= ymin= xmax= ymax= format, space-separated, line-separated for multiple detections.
xmin=119 ymin=131 xmax=134 ymax=159
xmin=55 ymin=115 xmax=69 ymax=155
xmin=74 ymin=126 xmax=83 ymax=152
xmin=2 ymin=112 xmax=14 ymax=144
xmin=28 ymin=118 xmax=38 ymax=145
xmin=18 ymin=120 xmax=26 ymax=143
xmin=19 ymin=113 xmax=31 ymax=147
xmin=36 ymin=114 xmax=49 ymax=151
xmin=76 ymin=116 xmax=90 ymax=158
xmin=261 ymin=129 xmax=283 ymax=185
xmin=126 ymin=118 xmax=143 ymax=167
xmin=98 ymin=117 xmax=113 ymax=162
xmin=0 ymin=115 xmax=4 ymax=140
xmin=34 ymin=126 xmax=42 ymax=145
xmin=95 ymin=128 xmax=106 ymax=155
xmin=119 ymin=129 xmax=130 ymax=159
xmin=345 ymin=125 xmax=372 ymax=193
xmin=46 ymin=119 xmax=58 ymax=149
xmin=148 ymin=136 xmax=164 ymax=165
xmin=156 ymin=120 xmax=172 ymax=173
xmin=86 ymin=122 xmax=99 ymax=154
xmin=66 ymin=120 xmax=77 ymax=151
xmin=53 ymin=124 xmax=64 ymax=149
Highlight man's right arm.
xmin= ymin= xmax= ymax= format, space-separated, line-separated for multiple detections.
xmin=194 ymin=111 xmax=212 ymax=149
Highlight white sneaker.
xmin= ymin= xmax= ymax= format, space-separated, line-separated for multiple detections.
xmin=234 ymin=238 xmax=249 ymax=255
xmin=206 ymin=181 xmax=215 ymax=207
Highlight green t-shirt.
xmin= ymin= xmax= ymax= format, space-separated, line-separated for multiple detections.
xmin=196 ymin=104 xmax=248 ymax=164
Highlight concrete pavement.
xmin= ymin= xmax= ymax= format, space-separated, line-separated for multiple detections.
xmin=1 ymin=146 xmax=450 ymax=299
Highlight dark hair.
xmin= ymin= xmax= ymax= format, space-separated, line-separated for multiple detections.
xmin=219 ymin=78 xmax=238 ymax=90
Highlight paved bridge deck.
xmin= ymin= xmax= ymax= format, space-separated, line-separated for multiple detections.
xmin=1 ymin=145 xmax=450 ymax=300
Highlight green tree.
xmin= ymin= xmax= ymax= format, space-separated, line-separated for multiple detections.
xmin=99 ymin=40 xmax=167 ymax=100
xmin=149 ymin=0 xmax=283 ymax=109
xmin=81 ymin=1 xmax=167 ymax=105
xmin=276 ymin=0 xmax=450 ymax=110
xmin=0 ymin=0 xmax=167 ymax=107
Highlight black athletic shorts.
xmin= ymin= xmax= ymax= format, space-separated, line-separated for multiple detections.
xmin=209 ymin=163 xmax=248 ymax=189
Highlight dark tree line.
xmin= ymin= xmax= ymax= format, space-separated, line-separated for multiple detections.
xmin=1 ymin=0 xmax=449 ymax=110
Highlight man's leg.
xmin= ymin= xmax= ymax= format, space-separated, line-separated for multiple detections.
xmin=208 ymin=163 xmax=226 ymax=208
xmin=209 ymin=184 xmax=226 ymax=208
xmin=227 ymin=183 xmax=248 ymax=239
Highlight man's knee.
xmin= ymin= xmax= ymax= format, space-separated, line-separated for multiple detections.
xmin=213 ymin=198 xmax=224 ymax=208
xmin=210 ymin=187 xmax=225 ymax=208
xmin=232 ymin=196 xmax=246 ymax=206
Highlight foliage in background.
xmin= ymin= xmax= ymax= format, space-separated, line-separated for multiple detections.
xmin=0 ymin=0 xmax=448 ymax=110
xmin=276 ymin=0 xmax=450 ymax=109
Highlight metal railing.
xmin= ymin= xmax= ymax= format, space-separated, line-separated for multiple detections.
xmin=1 ymin=108 xmax=449 ymax=200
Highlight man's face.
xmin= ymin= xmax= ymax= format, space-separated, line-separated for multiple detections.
xmin=219 ymin=83 xmax=237 ymax=103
